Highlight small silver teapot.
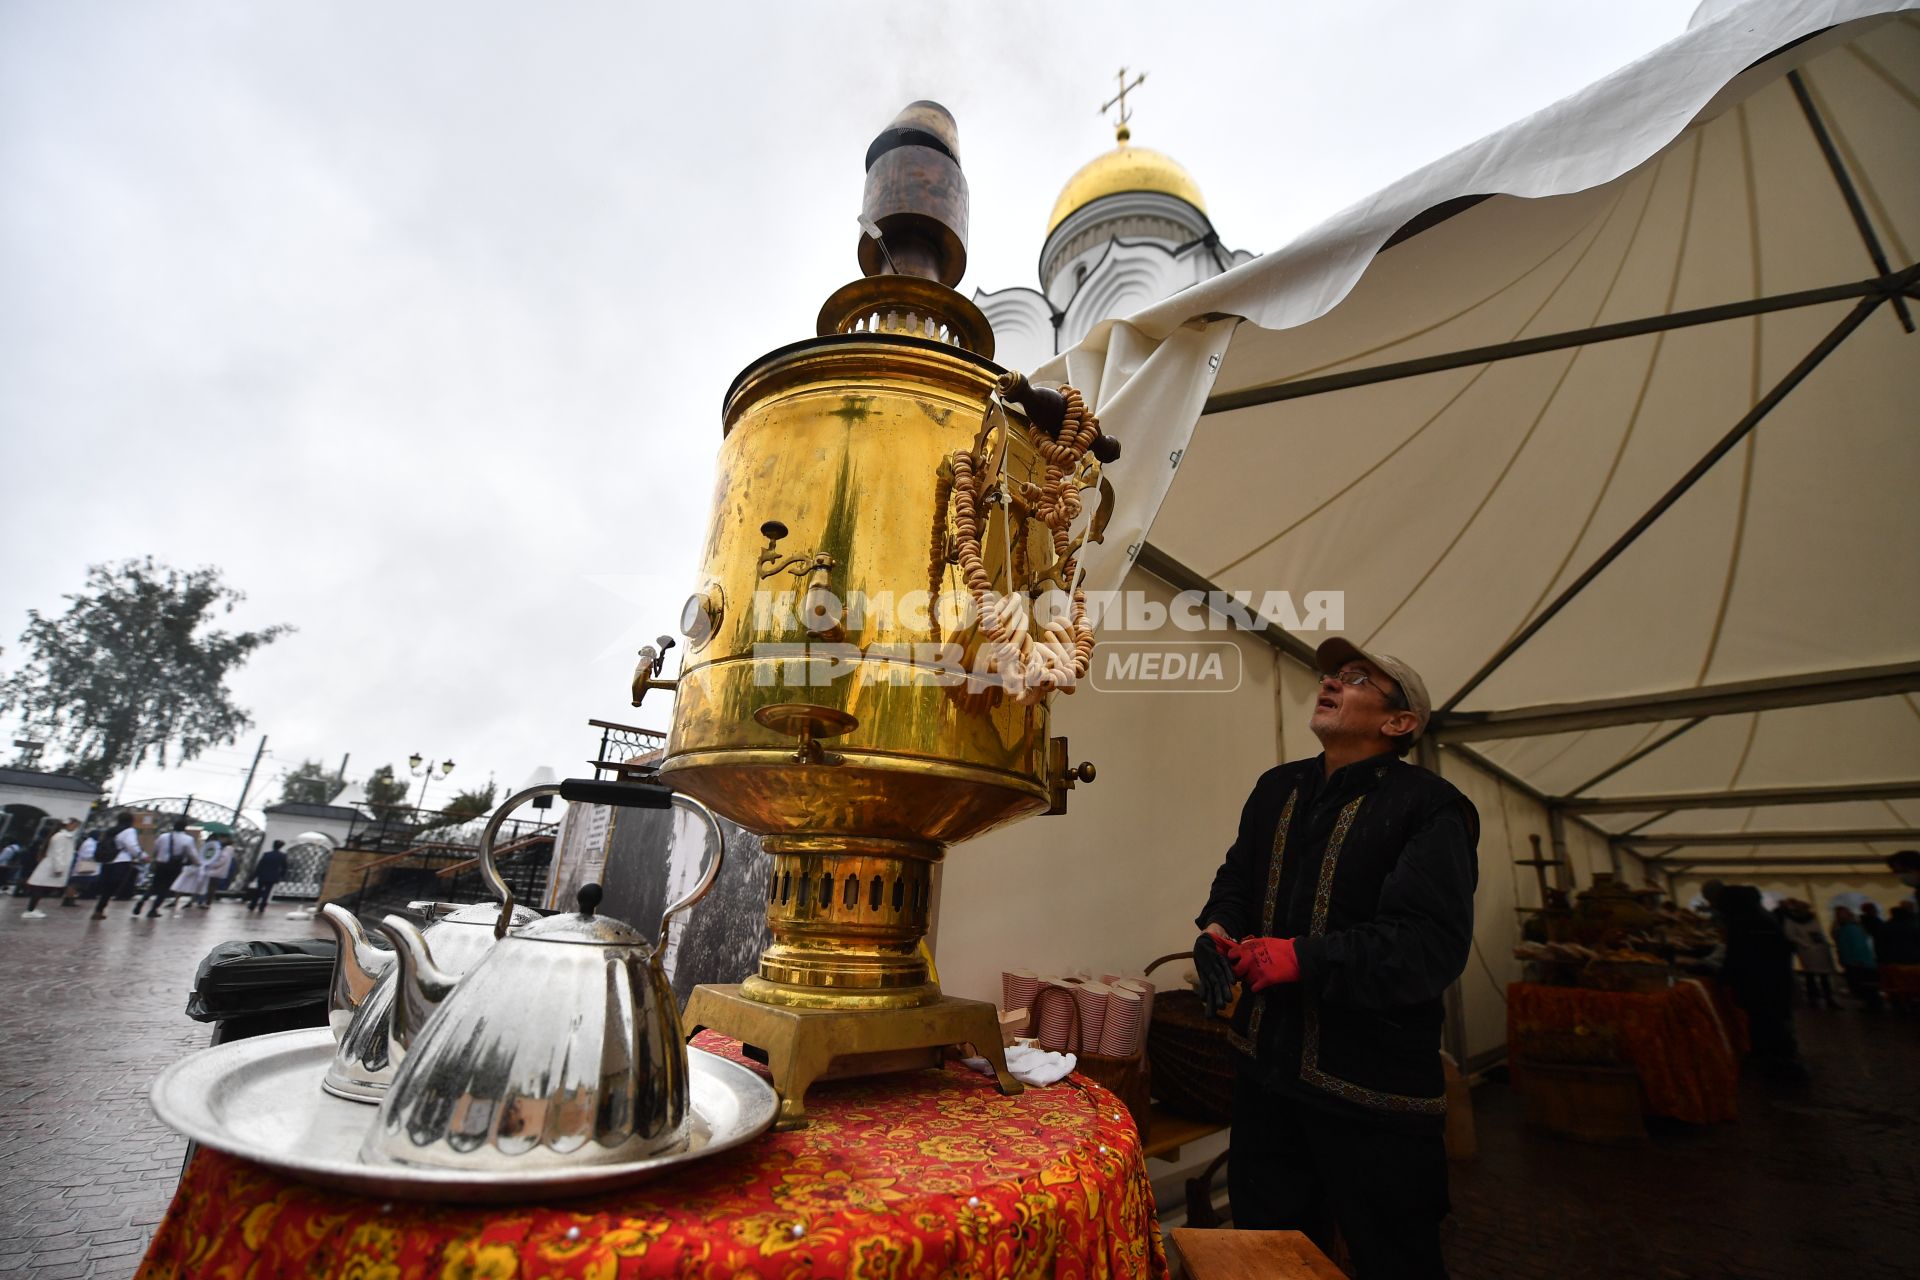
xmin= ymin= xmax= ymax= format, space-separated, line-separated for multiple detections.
xmin=318 ymin=899 xmax=539 ymax=1102
xmin=361 ymin=781 xmax=722 ymax=1172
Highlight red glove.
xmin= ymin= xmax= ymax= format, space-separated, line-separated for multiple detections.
xmin=1228 ymin=936 xmax=1300 ymax=991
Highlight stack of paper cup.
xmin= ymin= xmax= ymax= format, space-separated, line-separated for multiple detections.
xmin=1035 ymin=981 xmax=1079 ymax=1053
xmin=1098 ymin=986 xmax=1144 ymax=1058
xmin=1070 ymin=981 xmax=1111 ymax=1054
xmin=1112 ymin=976 xmax=1155 ymax=1028
xmin=1001 ymin=970 xmax=1042 ymax=1033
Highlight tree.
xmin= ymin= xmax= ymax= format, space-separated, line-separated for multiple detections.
xmin=364 ymin=764 xmax=412 ymax=821
xmin=278 ymin=759 xmax=342 ymax=806
xmin=440 ymin=782 xmax=498 ymax=825
xmin=1 ymin=558 xmax=291 ymax=785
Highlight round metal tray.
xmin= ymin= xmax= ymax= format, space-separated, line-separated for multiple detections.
xmin=151 ymin=1027 xmax=778 ymax=1201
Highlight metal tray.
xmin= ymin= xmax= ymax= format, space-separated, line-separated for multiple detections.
xmin=151 ymin=1027 xmax=778 ymax=1201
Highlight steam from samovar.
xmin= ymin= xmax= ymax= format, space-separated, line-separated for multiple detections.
xmin=648 ymin=102 xmax=1117 ymax=1026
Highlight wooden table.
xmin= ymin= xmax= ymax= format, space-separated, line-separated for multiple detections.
xmin=138 ymin=1034 xmax=1168 ymax=1278
xmin=1507 ymin=980 xmax=1738 ymax=1125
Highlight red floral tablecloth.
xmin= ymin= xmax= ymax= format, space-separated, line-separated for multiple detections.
xmin=136 ymin=1033 xmax=1166 ymax=1279
xmin=1506 ymin=980 xmax=1739 ymax=1125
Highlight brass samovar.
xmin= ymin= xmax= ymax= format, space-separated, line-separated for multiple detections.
xmin=646 ymin=102 xmax=1117 ymax=1128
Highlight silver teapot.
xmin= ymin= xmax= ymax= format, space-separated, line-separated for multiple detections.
xmin=361 ymin=781 xmax=723 ymax=1172
xmin=318 ymin=899 xmax=539 ymax=1101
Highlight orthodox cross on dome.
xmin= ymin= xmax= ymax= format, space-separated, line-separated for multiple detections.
xmin=1099 ymin=67 xmax=1147 ymax=143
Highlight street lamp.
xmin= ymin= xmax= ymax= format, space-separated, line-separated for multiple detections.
xmin=408 ymin=753 xmax=456 ymax=810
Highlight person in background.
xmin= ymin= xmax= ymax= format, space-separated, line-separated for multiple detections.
xmin=193 ymin=835 xmax=233 ymax=908
xmin=1778 ymin=899 xmax=1841 ymax=1010
xmin=0 ymin=839 xmax=23 ymax=890
xmin=62 ymin=829 xmax=100 ymax=907
xmin=1858 ymin=901 xmax=1884 ymax=945
xmin=89 ymin=813 xmax=141 ymax=920
xmin=1719 ymin=884 xmax=1804 ymax=1079
xmin=1832 ymin=906 xmax=1881 ymax=1012
xmin=20 ymin=819 xmax=78 ymax=918
xmin=166 ymin=837 xmax=210 ymax=912
xmin=245 ymin=840 xmax=288 ymax=914
xmin=131 ymin=819 xmax=196 ymax=918
xmin=1876 ymin=902 xmax=1920 ymax=966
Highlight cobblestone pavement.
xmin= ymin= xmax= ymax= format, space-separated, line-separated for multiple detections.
xmin=0 ymin=894 xmax=327 ymax=1279
xmin=1445 ymin=1004 xmax=1920 ymax=1279
xmin=2 ymin=892 xmax=1916 ymax=1278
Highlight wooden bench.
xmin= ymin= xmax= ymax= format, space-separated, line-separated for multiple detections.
xmin=1171 ymin=1228 xmax=1345 ymax=1279
xmin=1140 ymin=1103 xmax=1226 ymax=1162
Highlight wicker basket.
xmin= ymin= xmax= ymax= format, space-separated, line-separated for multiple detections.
xmin=1142 ymin=951 xmax=1237 ymax=1125
xmin=1029 ymin=984 xmax=1152 ymax=1138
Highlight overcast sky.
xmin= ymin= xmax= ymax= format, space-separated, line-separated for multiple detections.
xmin=0 ymin=0 xmax=1707 ymax=813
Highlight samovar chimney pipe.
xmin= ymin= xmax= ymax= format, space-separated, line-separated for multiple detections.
xmin=858 ymin=101 xmax=968 ymax=286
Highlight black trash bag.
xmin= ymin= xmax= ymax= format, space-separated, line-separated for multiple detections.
xmin=186 ymin=938 xmax=337 ymax=1023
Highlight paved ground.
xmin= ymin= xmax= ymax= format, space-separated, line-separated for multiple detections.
xmin=0 ymin=894 xmax=327 ymax=1279
xmin=0 ymin=894 xmax=1913 ymax=1278
xmin=1443 ymin=1003 xmax=1920 ymax=1280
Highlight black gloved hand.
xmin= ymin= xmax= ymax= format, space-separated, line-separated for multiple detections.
xmin=1193 ymin=931 xmax=1237 ymax=1016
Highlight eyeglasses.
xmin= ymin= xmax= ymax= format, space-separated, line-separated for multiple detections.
xmin=1326 ymin=666 xmax=1408 ymax=710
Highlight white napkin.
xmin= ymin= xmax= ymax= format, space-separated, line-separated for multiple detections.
xmin=961 ymin=1044 xmax=1077 ymax=1087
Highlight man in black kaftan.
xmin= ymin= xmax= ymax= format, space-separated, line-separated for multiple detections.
xmin=1192 ymin=638 xmax=1478 ymax=1278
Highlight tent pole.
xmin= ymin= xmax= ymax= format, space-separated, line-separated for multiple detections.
xmin=1548 ymin=809 xmax=1576 ymax=890
xmin=1624 ymin=830 xmax=1915 ymax=849
xmin=1433 ymin=662 xmax=1920 ymax=741
xmin=1648 ymin=859 xmax=1897 ymax=872
xmin=1419 ymin=735 xmax=1470 ymax=1068
xmin=1440 ymin=289 xmax=1894 ymax=713
xmin=1201 ymin=267 xmax=1915 ymax=416
xmin=1564 ymin=780 xmax=1920 ymax=814
xmin=1562 ymin=718 xmax=1707 ymax=797
xmin=1617 ymin=811 xmax=1675 ymax=837
xmin=1787 ymin=70 xmax=1914 ymax=332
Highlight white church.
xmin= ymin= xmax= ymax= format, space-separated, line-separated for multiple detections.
xmin=973 ymin=117 xmax=1254 ymax=372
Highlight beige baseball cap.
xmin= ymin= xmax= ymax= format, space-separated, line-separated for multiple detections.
xmin=1314 ymin=638 xmax=1432 ymax=741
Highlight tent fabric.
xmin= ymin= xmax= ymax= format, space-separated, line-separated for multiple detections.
xmin=1043 ymin=0 xmax=1919 ymax=875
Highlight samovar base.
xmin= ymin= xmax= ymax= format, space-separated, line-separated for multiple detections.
xmin=740 ymin=974 xmax=943 ymax=1011
xmin=684 ymin=983 xmax=1022 ymax=1131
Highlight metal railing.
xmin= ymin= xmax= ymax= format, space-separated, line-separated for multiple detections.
xmin=590 ymin=720 xmax=666 ymax=780
xmin=339 ymin=815 xmax=557 ymax=918
xmin=342 ymin=805 xmax=524 ymax=855
xmin=437 ymin=833 xmax=555 ymax=909
xmin=326 ymin=720 xmax=663 ymax=920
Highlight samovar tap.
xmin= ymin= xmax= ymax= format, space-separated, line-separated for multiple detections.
xmin=630 ymin=635 xmax=678 ymax=708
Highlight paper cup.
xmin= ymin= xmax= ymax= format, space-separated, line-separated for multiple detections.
xmin=1098 ymin=987 xmax=1144 ymax=1058
xmin=1070 ymin=981 xmax=1111 ymax=1054
xmin=1035 ymin=981 xmax=1078 ymax=1053
xmin=1002 ymin=969 xmax=1042 ymax=1033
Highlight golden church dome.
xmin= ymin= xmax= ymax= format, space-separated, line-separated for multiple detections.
xmin=1045 ymin=125 xmax=1208 ymax=237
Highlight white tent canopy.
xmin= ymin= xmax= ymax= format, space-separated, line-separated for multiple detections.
xmin=1050 ymin=0 xmax=1920 ymax=882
